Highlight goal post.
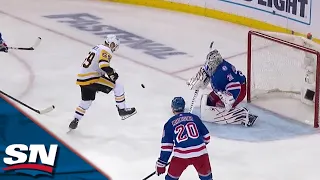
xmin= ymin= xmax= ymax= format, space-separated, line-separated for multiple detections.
xmin=247 ymin=30 xmax=320 ymax=128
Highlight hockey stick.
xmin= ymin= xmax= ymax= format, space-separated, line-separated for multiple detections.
xmin=142 ymin=162 xmax=171 ymax=180
xmin=142 ymin=171 xmax=156 ymax=180
xmin=189 ymin=89 xmax=199 ymax=113
xmin=8 ymin=37 xmax=42 ymax=50
xmin=188 ymin=41 xmax=214 ymax=113
xmin=0 ymin=90 xmax=55 ymax=114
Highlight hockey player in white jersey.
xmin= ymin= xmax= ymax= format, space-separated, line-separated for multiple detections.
xmin=187 ymin=46 xmax=257 ymax=127
xmin=69 ymin=34 xmax=136 ymax=130
xmin=0 ymin=33 xmax=8 ymax=53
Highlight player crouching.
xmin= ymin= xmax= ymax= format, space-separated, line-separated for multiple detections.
xmin=156 ymin=97 xmax=212 ymax=180
xmin=69 ymin=34 xmax=136 ymax=130
xmin=187 ymin=49 xmax=257 ymax=127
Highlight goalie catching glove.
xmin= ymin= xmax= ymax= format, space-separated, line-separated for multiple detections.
xmin=187 ymin=67 xmax=211 ymax=90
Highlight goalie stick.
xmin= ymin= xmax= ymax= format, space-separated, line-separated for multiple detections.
xmin=8 ymin=37 xmax=42 ymax=51
xmin=189 ymin=89 xmax=199 ymax=113
xmin=0 ymin=90 xmax=55 ymax=114
xmin=188 ymin=41 xmax=214 ymax=113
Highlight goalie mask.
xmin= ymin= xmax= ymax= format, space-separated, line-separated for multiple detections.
xmin=204 ymin=49 xmax=223 ymax=76
xmin=105 ymin=34 xmax=120 ymax=52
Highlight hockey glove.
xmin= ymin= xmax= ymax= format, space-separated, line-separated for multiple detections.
xmin=109 ymin=72 xmax=119 ymax=82
xmin=187 ymin=67 xmax=210 ymax=90
xmin=155 ymin=159 xmax=167 ymax=176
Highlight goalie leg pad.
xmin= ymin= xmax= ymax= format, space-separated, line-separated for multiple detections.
xmin=200 ymin=94 xmax=249 ymax=125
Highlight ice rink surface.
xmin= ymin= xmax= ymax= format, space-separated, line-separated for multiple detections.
xmin=1 ymin=0 xmax=320 ymax=179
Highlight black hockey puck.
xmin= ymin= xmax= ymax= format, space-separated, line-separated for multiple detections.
xmin=141 ymin=84 xmax=145 ymax=88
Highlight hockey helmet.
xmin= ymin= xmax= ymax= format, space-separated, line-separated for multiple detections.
xmin=105 ymin=34 xmax=120 ymax=52
xmin=205 ymin=49 xmax=223 ymax=76
xmin=171 ymin=97 xmax=186 ymax=112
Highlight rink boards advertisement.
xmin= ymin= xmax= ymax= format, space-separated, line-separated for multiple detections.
xmin=0 ymin=95 xmax=112 ymax=180
xmin=166 ymin=0 xmax=318 ymax=38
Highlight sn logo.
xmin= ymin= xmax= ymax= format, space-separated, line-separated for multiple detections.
xmin=3 ymin=144 xmax=58 ymax=175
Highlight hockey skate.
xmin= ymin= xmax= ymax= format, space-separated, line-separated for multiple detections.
xmin=241 ymin=113 xmax=258 ymax=127
xmin=69 ymin=118 xmax=79 ymax=130
xmin=117 ymin=106 xmax=137 ymax=120
xmin=240 ymin=108 xmax=258 ymax=127
xmin=247 ymin=114 xmax=258 ymax=127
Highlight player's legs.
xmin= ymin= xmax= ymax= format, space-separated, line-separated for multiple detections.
xmin=207 ymin=91 xmax=224 ymax=107
xmin=74 ymin=77 xmax=115 ymax=120
xmin=70 ymin=76 xmax=114 ymax=129
xmin=207 ymin=83 xmax=246 ymax=108
xmin=74 ymin=86 xmax=96 ymax=120
xmin=69 ymin=85 xmax=97 ymax=129
xmin=94 ymin=76 xmax=136 ymax=118
xmin=166 ymin=156 xmax=190 ymax=180
xmin=192 ymin=154 xmax=213 ymax=180
xmin=94 ymin=76 xmax=126 ymax=108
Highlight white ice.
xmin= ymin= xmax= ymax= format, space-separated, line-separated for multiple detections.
xmin=0 ymin=0 xmax=320 ymax=179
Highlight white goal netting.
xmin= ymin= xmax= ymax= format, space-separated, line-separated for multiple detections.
xmin=248 ymin=31 xmax=320 ymax=127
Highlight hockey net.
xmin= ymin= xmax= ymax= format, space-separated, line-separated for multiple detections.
xmin=247 ymin=31 xmax=320 ymax=128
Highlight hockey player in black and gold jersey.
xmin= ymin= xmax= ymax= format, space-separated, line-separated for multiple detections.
xmin=69 ymin=34 xmax=137 ymax=130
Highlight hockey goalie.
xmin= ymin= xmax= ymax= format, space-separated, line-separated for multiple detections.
xmin=187 ymin=48 xmax=257 ymax=127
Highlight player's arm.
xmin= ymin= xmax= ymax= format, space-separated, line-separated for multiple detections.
xmin=156 ymin=123 xmax=173 ymax=175
xmin=98 ymin=49 xmax=118 ymax=81
xmin=158 ymin=123 xmax=174 ymax=163
xmin=194 ymin=115 xmax=210 ymax=144
xmin=0 ymin=33 xmax=8 ymax=53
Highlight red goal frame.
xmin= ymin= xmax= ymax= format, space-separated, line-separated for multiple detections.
xmin=247 ymin=30 xmax=320 ymax=128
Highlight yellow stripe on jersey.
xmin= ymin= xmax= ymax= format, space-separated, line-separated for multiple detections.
xmin=76 ymin=71 xmax=101 ymax=85
xmin=98 ymin=49 xmax=112 ymax=69
xmin=99 ymin=61 xmax=109 ymax=69
xmin=77 ymin=72 xmax=100 ymax=77
xmin=76 ymin=77 xmax=100 ymax=86
xmin=96 ymin=77 xmax=115 ymax=88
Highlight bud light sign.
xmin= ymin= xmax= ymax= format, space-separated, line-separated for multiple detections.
xmin=219 ymin=0 xmax=312 ymax=25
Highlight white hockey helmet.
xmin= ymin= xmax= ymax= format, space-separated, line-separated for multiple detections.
xmin=204 ymin=49 xmax=223 ymax=76
xmin=105 ymin=34 xmax=120 ymax=52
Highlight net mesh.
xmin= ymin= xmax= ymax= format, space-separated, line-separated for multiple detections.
xmin=249 ymin=31 xmax=320 ymax=126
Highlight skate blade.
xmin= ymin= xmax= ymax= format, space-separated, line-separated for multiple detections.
xmin=121 ymin=110 xmax=137 ymax=120
xmin=67 ymin=128 xmax=75 ymax=134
